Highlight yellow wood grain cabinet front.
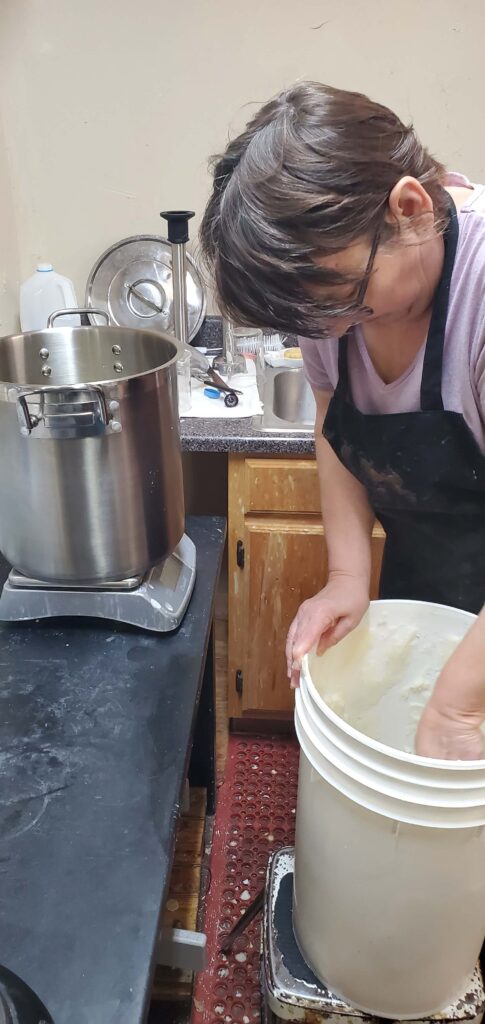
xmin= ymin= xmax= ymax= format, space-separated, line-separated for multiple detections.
xmin=228 ymin=454 xmax=385 ymax=720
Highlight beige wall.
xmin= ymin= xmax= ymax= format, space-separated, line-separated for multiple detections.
xmin=0 ymin=97 xmax=20 ymax=334
xmin=1 ymin=0 xmax=484 ymax=332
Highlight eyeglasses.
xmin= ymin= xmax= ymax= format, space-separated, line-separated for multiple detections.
xmin=317 ymin=220 xmax=382 ymax=335
xmin=355 ymin=222 xmax=382 ymax=307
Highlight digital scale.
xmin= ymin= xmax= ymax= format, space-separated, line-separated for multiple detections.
xmin=0 ymin=533 xmax=196 ymax=632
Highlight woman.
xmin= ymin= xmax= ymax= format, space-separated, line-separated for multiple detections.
xmin=200 ymin=81 xmax=485 ymax=760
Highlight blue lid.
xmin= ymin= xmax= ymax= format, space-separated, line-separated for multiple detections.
xmin=204 ymin=387 xmax=221 ymax=399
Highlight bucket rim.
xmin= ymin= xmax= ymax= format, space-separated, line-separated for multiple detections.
xmin=301 ymin=598 xmax=483 ymax=773
xmin=296 ymin=688 xmax=485 ymax=810
xmin=295 ymin=698 xmax=485 ymax=827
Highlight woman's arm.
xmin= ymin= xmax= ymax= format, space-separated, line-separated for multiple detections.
xmin=286 ymin=387 xmax=375 ymax=685
xmin=416 ymin=608 xmax=485 ymax=759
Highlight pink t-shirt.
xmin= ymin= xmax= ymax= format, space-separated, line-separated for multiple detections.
xmin=300 ymin=174 xmax=485 ymax=451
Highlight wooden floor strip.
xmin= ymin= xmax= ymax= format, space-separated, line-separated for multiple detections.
xmin=151 ymin=615 xmax=229 ymax=1007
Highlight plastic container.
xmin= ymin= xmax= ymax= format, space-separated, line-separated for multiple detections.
xmin=19 ymin=264 xmax=80 ymax=331
xmin=214 ymin=320 xmax=247 ymax=379
xmin=293 ymin=599 xmax=485 ymax=1019
xmin=264 ymin=346 xmax=304 ymax=368
xmin=176 ymin=348 xmax=192 ymax=414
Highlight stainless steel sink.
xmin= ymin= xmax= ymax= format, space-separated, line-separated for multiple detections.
xmin=256 ymin=366 xmax=316 ymax=433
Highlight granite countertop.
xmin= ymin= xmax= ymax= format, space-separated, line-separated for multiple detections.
xmin=180 ymin=414 xmax=315 ymax=455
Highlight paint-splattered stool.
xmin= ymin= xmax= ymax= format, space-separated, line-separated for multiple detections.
xmin=262 ymin=849 xmax=485 ymax=1024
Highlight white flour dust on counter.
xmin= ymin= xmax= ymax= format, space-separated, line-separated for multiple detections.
xmin=308 ymin=606 xmax=470 ymax=753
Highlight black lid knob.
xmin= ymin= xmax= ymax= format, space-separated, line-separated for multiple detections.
xmin=160 ymin=210 xmax=195 ymax=245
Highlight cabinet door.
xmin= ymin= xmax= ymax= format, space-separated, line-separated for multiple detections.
xmin=244 ymin=458 xmax=321 ymax=514
xmin=233 ymin=518 xmax=385 ymax=717
xmin=240 ymin=518 xmax=328 ymax=715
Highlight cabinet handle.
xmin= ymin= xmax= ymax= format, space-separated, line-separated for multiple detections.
xmin=236 ymin=541 xmax=245 ymax=569
xmin=235 ymin=670 xmax=243 ymax=696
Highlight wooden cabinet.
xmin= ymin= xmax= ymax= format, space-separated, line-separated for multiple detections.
xmin=228 ymin=454 xmax=385 ymax=720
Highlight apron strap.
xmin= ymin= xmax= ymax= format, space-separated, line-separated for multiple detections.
xmin=335 ymin=196 xmax=459 ymax=411
xmin=420 ymin=197 xmax=459 ymax=412
xmin=335 ymin=333 xmax=351 ymax=398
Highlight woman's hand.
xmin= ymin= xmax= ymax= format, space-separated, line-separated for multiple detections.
xmin=416 ymin=608 xmax=485 ymax=760
xmin=286 ymin=573 xmax=369 ymax=688
xmin=415 ymin=703 xmax=485 ymax=760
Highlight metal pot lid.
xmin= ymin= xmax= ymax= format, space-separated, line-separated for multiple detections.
xmin=85 ymin=235 xmax=206 ymax=340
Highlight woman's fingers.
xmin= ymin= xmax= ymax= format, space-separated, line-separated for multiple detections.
xmin=285 ymin=618 xmax=298 ymax=679
xmin=316 ymin=614 xmax=353 ymax=655
xmin=286 ymin=581 xmax=369 ymax=692
xmin=287 ymin=605 xmax=336 ymax=687
xmin=290 ymin=661 xmax=302 ymax=690
xmin=292 ymin=608 xmax=335 ymax=663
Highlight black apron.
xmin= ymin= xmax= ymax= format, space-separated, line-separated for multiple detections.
xmin=323 ymin=200 xmax=485 ymax=614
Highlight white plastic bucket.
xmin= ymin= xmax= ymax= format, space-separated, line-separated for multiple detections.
xmin=293 ymin=599 xmax=485 ymax=1019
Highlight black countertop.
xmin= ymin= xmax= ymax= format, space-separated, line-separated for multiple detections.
xmin=180 ymin=415 xmax=315 ymax=455
xmin=0 ymin=516 xmax=225 ymax=1024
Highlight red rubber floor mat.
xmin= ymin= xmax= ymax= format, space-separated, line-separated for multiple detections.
xmin=192 ymin=735 xmax=299 ymax=1023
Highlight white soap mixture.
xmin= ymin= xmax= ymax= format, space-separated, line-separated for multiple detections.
xmin=311 ymin=614 xmax=464 ymax=753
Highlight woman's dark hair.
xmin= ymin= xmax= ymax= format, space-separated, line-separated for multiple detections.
xmin=199 ymin=82 xmax=447 ymax=338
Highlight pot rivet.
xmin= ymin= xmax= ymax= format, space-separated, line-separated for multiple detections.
xmin=109 ymin=400 xmax=120 ymax=413
xmin=41 ymin=365 xmax=52 ymax=377
xmin=39 ymin=348 xmax=49 ymax=360
xmin=20 ymin=426 xmax=30 ymax=437
xmin=111 ymin=420 xmax=122 ymax=433
xmin=112 ymin=345 xmax=122 ymax=355
xmin=113 ymin=362 xmax=124 ymax=373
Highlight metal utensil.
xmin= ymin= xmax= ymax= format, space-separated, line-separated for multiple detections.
xmin=159 ymin=211 xmax=210 ymax=375
xmin=160 ymin=211 xmax=194 ymax=346
xmin=191 ymin=364 xmax=243 ymax=407
xmin=220 ymin=887 xmax=264 ymax=954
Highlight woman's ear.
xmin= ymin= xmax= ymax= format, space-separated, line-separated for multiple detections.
xmin=387 ymin=176 xmax=434 ymax=223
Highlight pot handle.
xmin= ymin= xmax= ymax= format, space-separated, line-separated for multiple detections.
xmin=15 ymin=384 xmax=118 ymax=439
xmin=47 ymin=308 xmax=111 ymax=328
